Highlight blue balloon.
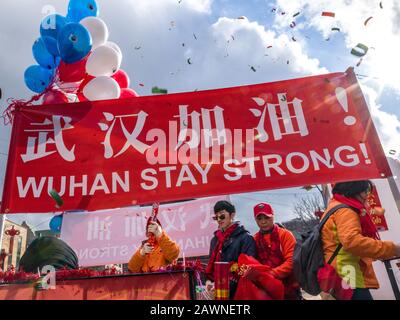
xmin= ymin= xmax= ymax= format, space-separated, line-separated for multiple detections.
xmin=24 ymin=65 xmax=54 ymax=93
xmin=67 ymin=0 xmax=98 ymax=22
xmin=57 ymin=23 xmax=92 ymax=64
xmin=49 ymin=215 xmax=63 ymax=233
xmin=42 ymin=36 xmax=60 ymax=56
xmin=32 ymin=38 xmax=58 ymax=70
xmin=40 ymin=14 xmax=67 ymax=40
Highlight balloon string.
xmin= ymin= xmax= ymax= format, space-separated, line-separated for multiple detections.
xmin=1 ymin=71 xmax=60 ymax=125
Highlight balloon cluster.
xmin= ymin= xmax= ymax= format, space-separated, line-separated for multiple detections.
xmin=25 ymin=0 xmax=138 ymax=103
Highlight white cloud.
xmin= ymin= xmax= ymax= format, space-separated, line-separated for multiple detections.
xmin=275 ymin=0 xmax=400 ymax=91
xmin=274 ymin=0 xmax=400 ymax=157
xmin=360 ymin=82 xmax=400 ymax=157
xmin=180 ymin=0 xmax=213 ymax=13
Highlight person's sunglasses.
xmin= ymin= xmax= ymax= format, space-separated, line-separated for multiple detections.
xmin=212 ymin=214 xmax=226 ymax=221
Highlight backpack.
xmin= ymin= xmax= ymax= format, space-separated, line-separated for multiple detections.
xmin=293 ymin=204 xmax=350 ymax=296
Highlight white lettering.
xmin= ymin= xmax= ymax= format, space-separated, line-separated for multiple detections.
xmin=286 ymin=152 xmax=309 ymax=174
xmin=159 ymin=166 xmax=176 ymax=188
xmin=310 ymin=148 xmax=333 ymax=170
xmin=176 ymin=165 xmax=197 ymax=187
xmin=262 ymin=154 xmax=286 ymax=176
xmin=112 ymin=171 xmax=130 ymax=193
xmin=140 ymin=169 xmax=158 ymax=190
xmin=89 ymin=173 xmax=110 ymax=195
xmin=69 ymin=175 xmax=88 ymax=196
xmin=223 ymin=159 xmax=242 ymax=181
xmin=17 ymin=176 xmax=47 ymax=198
xmin=334 ymin=146 xmax=360 ymax=167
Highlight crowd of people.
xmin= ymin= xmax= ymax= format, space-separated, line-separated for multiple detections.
xmin=17 ymin=179 xmax=400 ymax=300
xmin=125 ymin=179 xmax=400 ymax=300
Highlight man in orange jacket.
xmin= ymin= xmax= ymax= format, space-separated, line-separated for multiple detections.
xmin=253 ymin=202 xmax=301 ymax=300
xmin=128 ymin=220 xmax=180 ymax=273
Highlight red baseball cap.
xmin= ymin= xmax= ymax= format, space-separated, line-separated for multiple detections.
xmin=254 ymin=203 xmax=274 ymax=218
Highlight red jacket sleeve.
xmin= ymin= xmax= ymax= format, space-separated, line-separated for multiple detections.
xmin=271 ymin=228 xmax=296 ymax=280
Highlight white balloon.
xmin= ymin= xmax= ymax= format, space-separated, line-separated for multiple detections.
xmin=86 ymin=44 xmax=121 ymax=77
xmin=80 ymin=17 xmax=109 ymax=49
xmin=83 ymin=76 xmax=121 ymax=101
xmin=106 ymin=41 xmax=122 ymax=63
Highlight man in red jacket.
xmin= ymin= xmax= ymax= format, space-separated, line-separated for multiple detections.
xmin=253 ymin=202 xmax=301 ymax=300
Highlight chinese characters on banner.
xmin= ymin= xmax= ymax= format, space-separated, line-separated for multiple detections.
xmin=1 ymin=68 xmax=391 ymax=213
xmin=60 ymin=196 xmax=225 ymax=267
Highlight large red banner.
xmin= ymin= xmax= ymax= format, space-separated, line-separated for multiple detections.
xmin=1 ymin=68 xmax=391 ymax=213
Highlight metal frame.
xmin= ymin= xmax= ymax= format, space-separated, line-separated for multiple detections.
xmin=383 ymin=257 xmax=400 ymax=300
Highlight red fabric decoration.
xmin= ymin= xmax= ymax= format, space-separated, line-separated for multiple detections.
xmin=333 ymin=194 xmax=380 ymax=240
xmin=0 ymin=261 xmax=204 ymax=285
xmin=254 ymin=225 xmax=284 ymax=268
xmin=317 ymin=263 xmax=353 ymax=300
xmin=159 ymin=259 xmax=204 ymax=273
xmin=42 ymin=89 xmax=69 ymax=105
xmin=205 ymin=223 xmax=238 ymax=279
xmin=234 ymin=254 xmax=284 ymax=300
xmin=2 ymin=71 xmax=59 ymax=125
xmin=0 ymin=268 xmax=40 ymax=284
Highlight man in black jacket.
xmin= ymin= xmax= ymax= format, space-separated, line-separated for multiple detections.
xmin=206 ymin=200 xmax=256 ymax=299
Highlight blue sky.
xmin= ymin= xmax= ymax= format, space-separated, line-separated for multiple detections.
xmin=0 ymin=0 xmax=399 ymax=233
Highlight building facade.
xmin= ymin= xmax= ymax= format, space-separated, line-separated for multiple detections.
xmin=1 ymin=220 xmax=28 ymax=271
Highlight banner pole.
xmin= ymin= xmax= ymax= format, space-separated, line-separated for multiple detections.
xmin=0 ymin=213 xmax=6 ymax=267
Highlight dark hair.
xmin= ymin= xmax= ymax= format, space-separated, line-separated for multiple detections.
xmin=332 ymin=180 xmax=373 ymax=198
xmin=214 ymin=200 xmax=235 ymax=214
xmin=19 ymin=236 xmax=78 ymax=273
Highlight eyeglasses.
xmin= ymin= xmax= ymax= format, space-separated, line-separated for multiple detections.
xmin=212 ymin=214 xmax=226 ymax=221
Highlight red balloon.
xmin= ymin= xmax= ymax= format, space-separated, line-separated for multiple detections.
xmin=58 ymin=55 xmax=89 ymax=83
xmin=112 ymin=70 xmax=130 ymax=89
xmin=120 ymin=88 xmax=139 ymax=99
xmin=42 ymin=90 xmax=69 ymax=105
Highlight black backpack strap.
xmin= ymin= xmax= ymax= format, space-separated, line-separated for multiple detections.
xmin=318 ymin=204 xmax=350 ymax=231
xmin=318 ymin=204 xmax=350 ymax=265
xmin=327 ymin=244 xmax=343 ymax=265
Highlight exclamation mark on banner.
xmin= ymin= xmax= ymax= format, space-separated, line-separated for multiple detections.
xmin=360 ymin=143 xmax=372 ymax=164
xmin=335 ymin=87 xmax=356 ymax=126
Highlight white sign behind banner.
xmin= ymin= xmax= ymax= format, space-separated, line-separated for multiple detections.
xmin=61 ymin=196 xmax=227 ymax=267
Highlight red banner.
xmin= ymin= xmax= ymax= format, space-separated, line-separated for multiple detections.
xmin=0 ymin=272 xmax=192 ymax=300
xmin=367 ymin=186 xmax=389 ymax=231
xmin=1 ymin=68 xmax=390 ymax=213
